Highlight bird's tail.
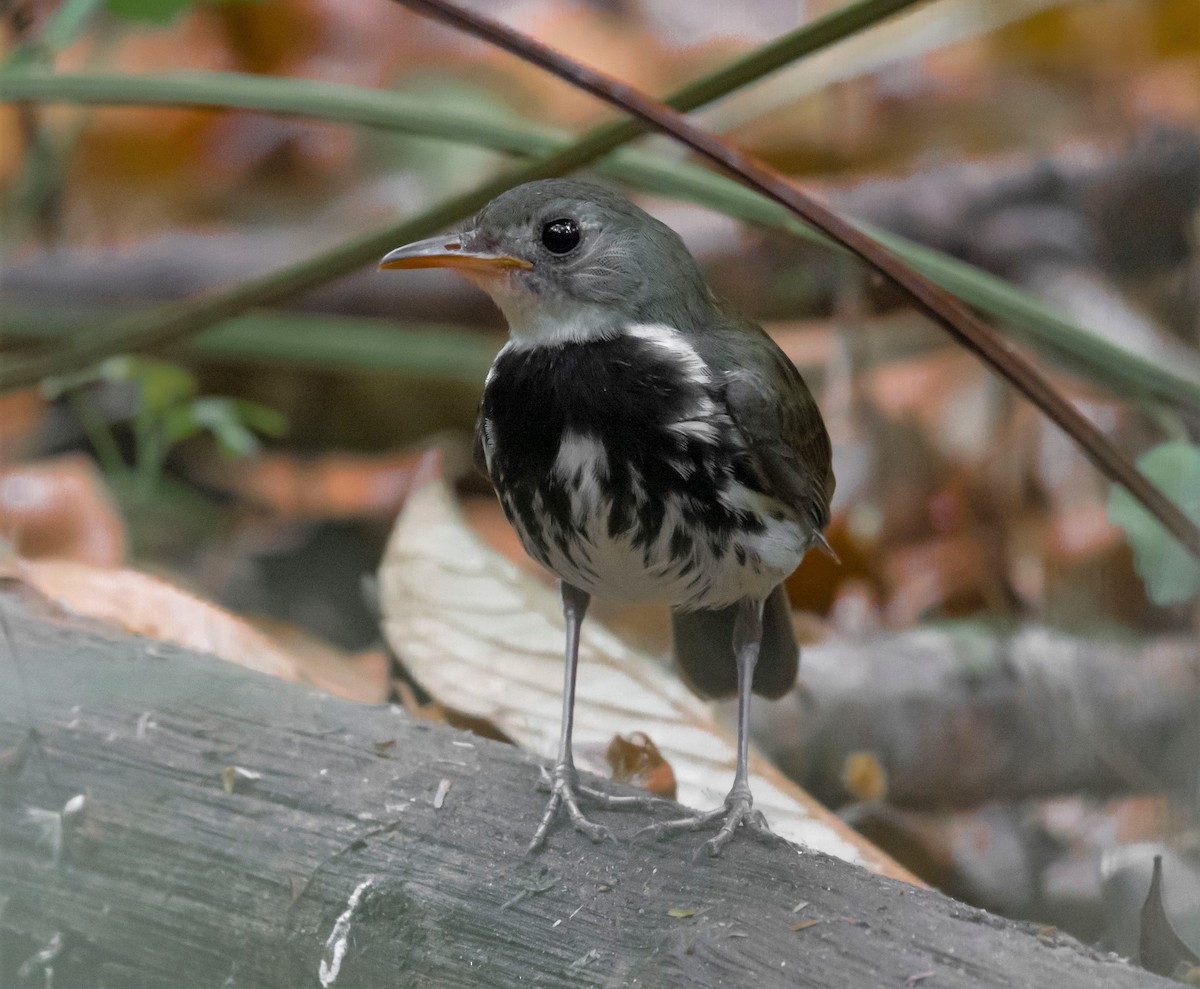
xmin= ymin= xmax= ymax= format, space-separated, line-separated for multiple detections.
xmin=670 ymin=584 xmax=799 ymax=700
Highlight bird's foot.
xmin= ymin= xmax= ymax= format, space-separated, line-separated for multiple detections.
xmin=529 ymin=761 xmax=672 ymax=852
xmin=634 ymin=783 xmax=784 ymax=860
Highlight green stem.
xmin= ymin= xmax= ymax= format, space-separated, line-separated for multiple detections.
xmin=65 ymin=389 xmax=127 ymax=478
xmin=132 ymin=393 xmax=164 ymax=500
xmin=0 ymin=69 xmax=565 ymax=153
xmin=4 ymin=57 xmax=1200 ymax=404
xmin=0 ymin=0 xmax=925 ymax=391
xmin=40 ymin=0 xmax=107 ymax=53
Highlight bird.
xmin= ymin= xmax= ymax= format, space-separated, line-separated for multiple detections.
xmin=380 ymin=178 xmax=834 ymax=858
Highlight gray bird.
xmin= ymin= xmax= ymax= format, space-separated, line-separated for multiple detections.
xmin=381 ymin=179 xmax=833 ymax=857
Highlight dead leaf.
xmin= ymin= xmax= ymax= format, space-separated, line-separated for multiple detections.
xmin=393 ymin=679 xmax=445 ymax=723
xmin=864 ymin=349 xmax=995 ymax=462
xmin=193 ymin=448 xmax=425 ymax=521
xmin=786 ymin=514 xmax=884 ymax=616
xmin=0 ymin=105 xmax=25 ymax=187
xmin=377 ymin=454 xmax=920 ymax=882
xmin=667 ymin=908 xmax=696 ymax=919
xmin=253 ymin=617 xmax=389 ymax=704
xmin=790 ymin=919 xmax=822 ymax=932
xmin=53 ymin=0 xmax=412 ymax=237
xmin=0 ymin=389 xmax=47 ymax=450
xmin=3 ymin=557 xmax=384 ymax=702
xmin=606 ymin=731 xmax=676 ymax=800
xmin=841 ymin=751 xmax=888 ymax=803
xmin=0 ymin=456 xmax=125 ymax=566
xmin=392 ymin=677 xmax=511 ymax=743
xmin=4 ymin=557 xmax=295 ymax=679
xmin=883 ymin=535 xmax=989 ymax=627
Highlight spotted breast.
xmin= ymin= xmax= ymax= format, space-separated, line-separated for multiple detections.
xmin=477 ymin=323 xmax=809 ymax=611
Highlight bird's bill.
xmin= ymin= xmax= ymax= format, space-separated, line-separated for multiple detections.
xmin=378 ymin=235 xmax=532 ymax=272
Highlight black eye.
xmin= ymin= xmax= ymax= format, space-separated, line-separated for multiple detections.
xmin=541 ymin=218 xmax=580 ymax=255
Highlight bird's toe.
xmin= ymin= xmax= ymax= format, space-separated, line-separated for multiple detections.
xmin=635 ymin=787 xmax=780 ymax=858
xmin=527 ymin=762 xmax=633 ymax=851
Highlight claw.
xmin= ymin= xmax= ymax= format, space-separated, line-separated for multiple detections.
xmin=635 ymin=785 xmax=782 ymax=859
xmin=528 ymin=761 xmax=656 ymax=852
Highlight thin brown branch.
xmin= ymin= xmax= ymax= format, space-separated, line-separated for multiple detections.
xmin=394 ymin=0 xmax=1200 ymax=561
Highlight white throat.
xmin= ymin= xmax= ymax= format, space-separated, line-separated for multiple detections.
xmin=467 ymin=274 xmax=619 ymax=347
xmin=499 ymin=294 xmax=621 ymax=347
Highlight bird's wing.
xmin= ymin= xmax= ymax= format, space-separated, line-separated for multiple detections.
xmin=722 ymin=335 xmax=834 ymax=537
xmin=472 ymin=407 xmax=494 ymax=486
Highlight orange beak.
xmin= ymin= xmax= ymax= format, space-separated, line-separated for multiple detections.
xmin=378 ymin=235 xmax=532 ymax=273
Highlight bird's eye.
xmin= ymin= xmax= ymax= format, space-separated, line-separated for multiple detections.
xmin=541 ymin=218 xmax=581 ymax=255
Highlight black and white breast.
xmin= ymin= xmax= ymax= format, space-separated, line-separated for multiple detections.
xmin=479 ymin=324 xmax=808 ymax=610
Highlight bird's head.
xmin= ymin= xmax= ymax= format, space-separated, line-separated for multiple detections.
xmin=379 ymin=179 xmax=714 ymax=346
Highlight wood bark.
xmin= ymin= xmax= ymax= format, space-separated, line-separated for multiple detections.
xmin=0 ymin=588 xmax=1171 ymax=988
xmin=749 ymin=625 xmax=1200 ymax=810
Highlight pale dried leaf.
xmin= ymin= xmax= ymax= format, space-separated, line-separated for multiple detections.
xmin=378 ymin=469 xmax=916 ymax=881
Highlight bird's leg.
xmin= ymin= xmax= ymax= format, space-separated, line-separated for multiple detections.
xmin=637 ymin=597 xmax=784 ymax=858
xmin=528 ymin=582 xmax=606 ymax=850
xmin=529 ymin=582 xmax=672 ymax=852
xmin=707 ymin=595 xmax=779 ymax=854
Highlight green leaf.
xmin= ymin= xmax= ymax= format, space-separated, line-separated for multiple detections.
xmin=187 ymin=396 xmax=286 ymax=458
xmin=122 ymin=358 xmax=198 ymax=413
xmin=40 ymin=364 xmax=108 ymax=400
xmin=1108 ymin=442 xmax=1200 ymax=605
xmin=41 ymin=356 xmax=199 ymax=420
xmin=228 ymin=398 xmax=288 ymax=439
xmin=158 ymin=402 xmax=204 ymax=449
xmin=188 ymin=397 xmax=258 ymax=458
xmin=105 ymin=0 xmax=195 ymax=25
xmin=104 ymin=0 xmax=258 ymax=26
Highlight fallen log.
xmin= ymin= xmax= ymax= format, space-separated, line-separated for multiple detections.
xmin=749 ymin=624 xmax=1200 ymax=810
xmin=0 ymin=588 xmax=1168 ymax=988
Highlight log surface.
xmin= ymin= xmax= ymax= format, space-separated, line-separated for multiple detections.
xmin=0 ymin=588 xmax=1168 ymax=988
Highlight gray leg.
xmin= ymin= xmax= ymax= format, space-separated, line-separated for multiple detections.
xmin=528 ymin=582 xmax=671 ymax=852
xmin=636 ymin=597 xmax=783 ymax=858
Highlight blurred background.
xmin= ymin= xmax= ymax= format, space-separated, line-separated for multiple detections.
xmin=2 ymin=0 xmax=1199 ymax=970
